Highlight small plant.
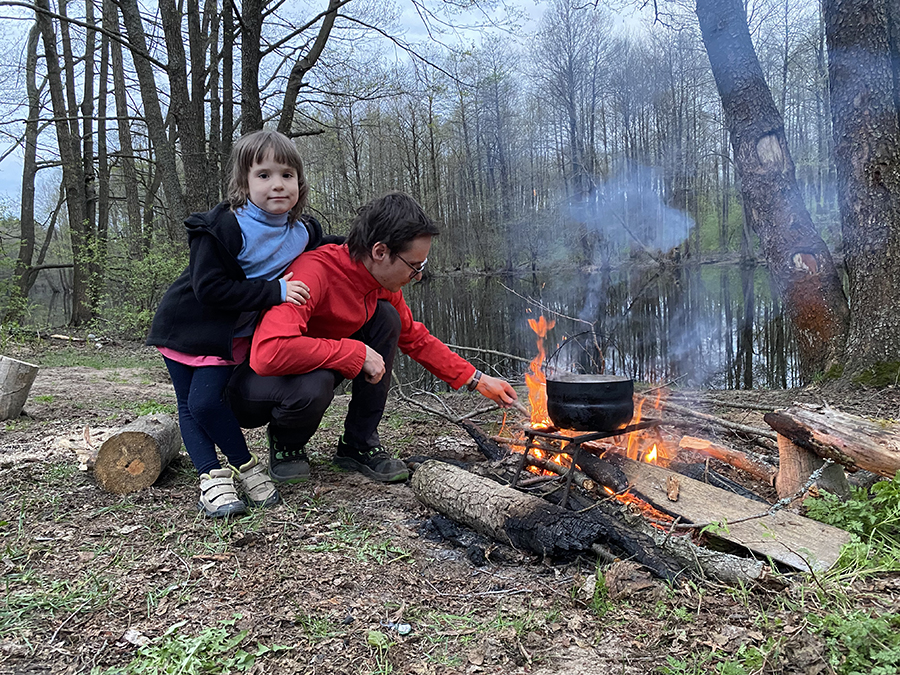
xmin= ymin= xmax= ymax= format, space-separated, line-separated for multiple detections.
xmin=91 ymin=617 xmax=291 ymax=674
xmin=32 ymin=395 xmax=54 ymax=403
xmin=805 ymin=473 xmax=900 ymax=573
xmin=811 ymin=609 xmax=900 ymax=675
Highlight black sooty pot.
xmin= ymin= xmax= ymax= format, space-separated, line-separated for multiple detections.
xmin=546 ymin=373 xmax=634 ymax=432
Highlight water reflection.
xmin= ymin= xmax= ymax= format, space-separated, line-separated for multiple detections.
xmin=402 ymin=263 xmax=800 ymax=390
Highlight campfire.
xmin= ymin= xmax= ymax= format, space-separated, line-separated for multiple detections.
xmin=409 ymin=315 xmax=855 ymax=586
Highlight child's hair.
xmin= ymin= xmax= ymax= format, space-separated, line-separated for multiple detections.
xmin=347 ymin=191 xmax=440 ymax=261
xmin=227 ymin=129 xmax=309 ymax=222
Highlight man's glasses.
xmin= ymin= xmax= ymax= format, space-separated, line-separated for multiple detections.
xmin=396 ymin=253 xmax=427 ymax=279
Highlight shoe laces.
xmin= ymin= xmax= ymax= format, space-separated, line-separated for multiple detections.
xmin=276 ymin=446 xmax=307 ymax=461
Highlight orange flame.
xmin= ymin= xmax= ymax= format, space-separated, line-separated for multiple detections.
xmin=645 ymin=445 xmax=658 ymax=463
xmin=525 ymin=316 xmax=555 ymax=427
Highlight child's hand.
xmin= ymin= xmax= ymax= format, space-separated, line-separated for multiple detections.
xmin=282 ymin=272 xmax=310 ymax=305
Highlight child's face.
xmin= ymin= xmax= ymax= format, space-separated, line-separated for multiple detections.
xmin=247 ymin=151 xmax=299 ymax=215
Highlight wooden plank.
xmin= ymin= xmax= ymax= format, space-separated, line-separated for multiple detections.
xmin=617 ymin=458 xmax=852 ymax=572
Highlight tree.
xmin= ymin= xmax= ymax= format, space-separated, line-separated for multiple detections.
xmin=823 ymin=0 xmax=900 ymax=378
xmin=695 ymin=0 xmax=850 ymax=380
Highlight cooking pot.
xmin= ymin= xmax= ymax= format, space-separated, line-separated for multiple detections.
xmin=546 ymin=373 xmax=634 ymax=431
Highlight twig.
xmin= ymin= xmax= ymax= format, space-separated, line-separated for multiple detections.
xmin=444 ymin=344 xmax=532 ymax=365
xmin=636 ymin=394 xmax=777 ymax=441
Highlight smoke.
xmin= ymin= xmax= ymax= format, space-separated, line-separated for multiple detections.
xmin=569 ymin=166 xmax=695 ymax=260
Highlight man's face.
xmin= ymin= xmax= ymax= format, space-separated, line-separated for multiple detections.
xmin=246 ymin=151 xmax=299 ymax=215
xmin=368 ymin=235 xmax=432 ymax=293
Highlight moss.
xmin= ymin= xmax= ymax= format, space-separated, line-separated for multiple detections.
xmin=821 ymin=363 xmax=845 ymax=381
xmin=852 ymin=361 xmax=900 ymax=388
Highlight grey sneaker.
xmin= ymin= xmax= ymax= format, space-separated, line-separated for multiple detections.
xmin=267 ymin=427 xmax=310 ymax=484
xmin=334 ymin=436 xmax=409 ymax=483
xmin=236 ymin=453 xmax=281 ymax=507
xmin=198 ymin=468 xmax=247 ymax=518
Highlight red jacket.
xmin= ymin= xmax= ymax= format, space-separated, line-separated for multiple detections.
xmin=250 ymin=244 xmax=475 ymax=389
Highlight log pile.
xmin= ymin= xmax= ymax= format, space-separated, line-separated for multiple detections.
xmin=407 ymin=393 xmax=892 ymax=585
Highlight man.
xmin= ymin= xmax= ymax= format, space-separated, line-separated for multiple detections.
xmin=227 ymin=191 xmax=519 ymax=484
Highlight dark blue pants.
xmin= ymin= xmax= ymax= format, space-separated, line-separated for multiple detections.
xmin=164 ymin=358 xmax=252 ymax=476
xmin=226 ymin=300 xmax=401 ymax=450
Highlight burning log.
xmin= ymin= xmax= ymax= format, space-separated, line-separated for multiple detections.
xmin=94 ymin=414 xmax=181 ymax=494
xmin=410 ymin=460 xmax=685 ymax=582
xmin=765 ymin=404 xmax=900 ymax=479
xmin=678 ymin=436 xmax=778 ymax=486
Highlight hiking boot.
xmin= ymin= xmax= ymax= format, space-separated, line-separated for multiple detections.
xmin=334 ymin=436 xmax=409 ymax=483
xmin=198 ymin=468 xmax=247 ymax=518
xmin=267 ymin=426 xmax=310 ymax=484
xmin=236 ymin=453 xmax=281 ymax=507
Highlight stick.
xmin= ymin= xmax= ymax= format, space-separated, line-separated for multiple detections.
xmin=635 ymin=394 xmax=777 ymax=441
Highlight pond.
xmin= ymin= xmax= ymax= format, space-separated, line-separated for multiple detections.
xmin=401 ymin=262 xmax=798 ymax=390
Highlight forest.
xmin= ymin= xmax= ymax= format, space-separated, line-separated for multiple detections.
xmin=0 ymin=0 xmax=898 ymax=383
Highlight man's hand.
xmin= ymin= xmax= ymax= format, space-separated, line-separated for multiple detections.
xmin=474 ymin=373 xmax=518 ymax=407
xmin=282 ymin=271 xmax=310 ymax=305
xmin=361 ymin=345 xmax=386 ymax=383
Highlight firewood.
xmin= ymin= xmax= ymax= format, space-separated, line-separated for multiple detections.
xmin=94 ymin=414 xmax=181 ymax=494
xmin=0 ymin=355 xmax=39 ymax=421
xmin=765 ymin=404 xmax=900 ymax=478
xmin=678 ymin=436 xmax=778 ymax=485
xmin=773 ymin=433 xmax=851 ymax=500
xmin=410 ymin=459 xmax=685 ymax=582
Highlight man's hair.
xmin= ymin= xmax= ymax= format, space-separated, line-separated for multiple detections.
xmin=346 ymin=192 xmax=440 ymax=261
xmin=227 ymin=129 xmax=309 ymax=222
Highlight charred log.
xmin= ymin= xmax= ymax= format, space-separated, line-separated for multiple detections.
xmin=411 ymin=460 xmax=686 ymax=582
xmin=459 ymin=420 xmax=508 ymax=461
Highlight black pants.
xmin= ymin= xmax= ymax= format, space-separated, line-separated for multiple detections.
xmin=227 ymin=300 xmax=401 ymax=450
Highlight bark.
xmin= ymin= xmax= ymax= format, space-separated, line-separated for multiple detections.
xmin=824 ymin=0 xmax=900 ymax=374
xmin=240 ymin=0 xmax=264 ymax=133
xmin=94 ymin=414 xmax=181 ymax=494
xmin=159 ymin=0 xmax=211 ymax=213
xmin=765 ymin=403 xmax=900 ymax=478
xmin=696 ymin=0 xmax=850 ymax=380
xmin=773 ymin=433 xmax=850 ymax=500
xmin=97 ymin=21 xmax=110 ymax=311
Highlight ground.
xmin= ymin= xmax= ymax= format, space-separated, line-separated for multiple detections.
xmin=1 ymin=340 xmax=899 ymax=675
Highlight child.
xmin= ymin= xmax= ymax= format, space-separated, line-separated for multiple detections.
xmin=147 ymin=129 xmax=322 ymax=517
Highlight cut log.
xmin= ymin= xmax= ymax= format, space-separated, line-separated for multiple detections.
xmin=0 ymin=355 xmax=39 ymax=420
xmin=774 ymin=433 xmax=850 ymax=500
xmin=678 ymin=435 xmax=778 ymax=485
xmin=611 ymin=457 xmax=852 ymax=572
xmin=411 ymin=460 xmax=685 ymax=582
xmin=765 ymin=404 xmax=900 ymax=478
xmin=94 ymin=414 xmax=181 ymax=494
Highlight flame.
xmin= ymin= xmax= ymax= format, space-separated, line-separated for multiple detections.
xmin=524 ymin=316 xmax=555 ymax=427
xmin=645 ymin=445 xmax=658 ymax=463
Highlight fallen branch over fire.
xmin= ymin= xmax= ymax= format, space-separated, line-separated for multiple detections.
xmin=411 ymin=460 xmax=685 ymax=583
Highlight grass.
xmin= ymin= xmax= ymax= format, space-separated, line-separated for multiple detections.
xmin=36 ymin=346 xmax=159 ymax=369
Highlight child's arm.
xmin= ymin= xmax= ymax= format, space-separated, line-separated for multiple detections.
xmin=282 ymin=272 xmax=310 ymax=306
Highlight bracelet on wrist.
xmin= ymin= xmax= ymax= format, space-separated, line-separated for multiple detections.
xmin=467 ymin=369 xmax=482 ymax=392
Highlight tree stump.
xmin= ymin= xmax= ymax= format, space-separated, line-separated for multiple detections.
xmin=0 ymin=355 xmax=39 ymax=420
xmin=94 ymin=414 xmax=182 ymax=494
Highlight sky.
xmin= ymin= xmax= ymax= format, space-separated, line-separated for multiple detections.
xmin=0 ymin=0 xmax=645 ymax=208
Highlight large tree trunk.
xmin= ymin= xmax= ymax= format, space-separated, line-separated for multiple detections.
xmin=824 ymin=0 xmax=900 ymax=378
xmin=696 ymin=0 xmax=850 ymax=381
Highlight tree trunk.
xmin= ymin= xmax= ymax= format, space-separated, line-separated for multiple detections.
xmin=240 ymin=0 xmax=264 ymax=133
xmin=94 ymin=414 xmax=182 ymax=494
xmin=696 ymin=0 xmax=850 ymax=381
xmin=277 ymin=0 xmax=341 ymax=136
xmin=34 ymin=0 xmax=90 ymax=326
xmin=118 ymin=0 xmax=186 ymax=221
xmin=824 ymin=0 xmax=900 ymax=378
xmin=0 ymin=356 xmax=39 ymax=421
